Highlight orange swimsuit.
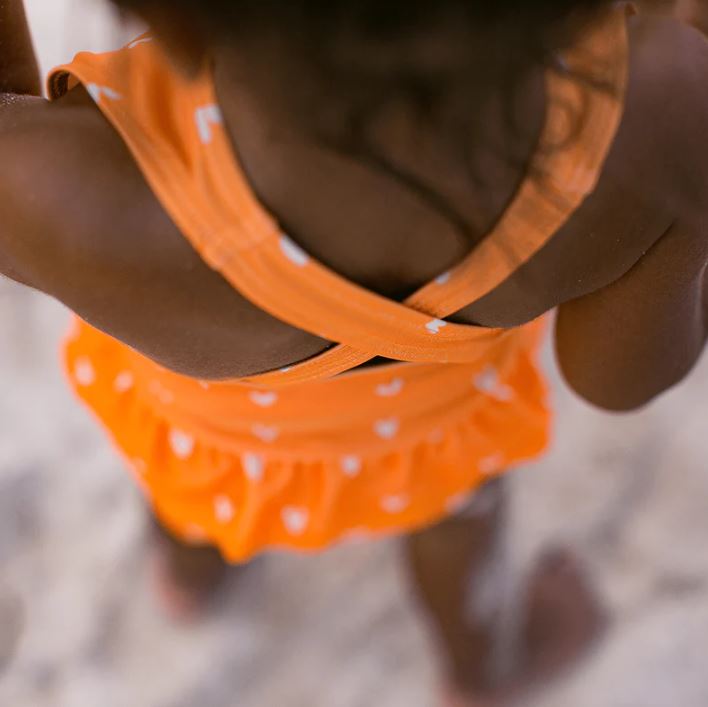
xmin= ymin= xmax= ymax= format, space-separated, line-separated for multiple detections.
xmin=48 ymin=8 xmax=628 ymax=562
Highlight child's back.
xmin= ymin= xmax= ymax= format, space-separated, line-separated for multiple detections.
xmin=2 ymin=6 xmax=706 ymax=410
xmin=1 ymin=1 xmax=707 ymax=700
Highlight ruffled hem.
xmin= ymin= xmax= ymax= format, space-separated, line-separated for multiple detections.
xmin=62 ymin=320 xmax=551 ymax=563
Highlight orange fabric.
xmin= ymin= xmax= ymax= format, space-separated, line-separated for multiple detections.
xmin=48 ymin=6 xmax=628 ymax=561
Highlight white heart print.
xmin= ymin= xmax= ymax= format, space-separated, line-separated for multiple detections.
xmin=341 ymin=455 xmax=363 ymax=478
xmin=195 ymin=104 xmax=223 ymax=144
xmin=251 ymin=424 xmax=280 ymax=444
xmin=375 ymin=418 xmax=400 ymax=440
xmin=249 ymin=391 xmax=279 ymax=408
xmin=243 ymin=453 xmax=265 ymax=482
xmin=279 ymin=235 xmax=310 ymax=267
xmin=376 ymin=378 xmax=404 ymax=397
xmin=169 ymin=429 xmax=195 ymax=459
xmin=381 ymin=494 xmax=410 ymax=514
xmin=282 ymin=507 xmax=309 ymax=536
xmin=474 ymin=366 xmax=514 ymax=402
xmin=214 ymin=495 xmax=235 ymax=524
xmin=150 ymin=381 xmax=174 ymax=405
xmin=86 ymin=83 xmax=122 ymax=104
xmin=74 ymin=357 xmax=96 ymax=387
xmin=426 ymin=319 xmax=447 ymax=335
xmin=113 ymin=371 xmax=134 ymax=393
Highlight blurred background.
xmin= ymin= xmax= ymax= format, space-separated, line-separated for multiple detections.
xmin=1 ymin=1 xmax=708 ymax=705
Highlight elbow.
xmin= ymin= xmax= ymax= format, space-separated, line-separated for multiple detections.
xmin=558 ymin=362 xmax=658 ymax=413
xmin=556 ymin=347 xmax=702 ymax=414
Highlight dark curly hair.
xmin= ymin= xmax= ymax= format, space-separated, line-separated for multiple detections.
xmin=116 ymin=1 xmax=613 ymax=49
xmin=118 ymin=1 xmax=611 ymax=25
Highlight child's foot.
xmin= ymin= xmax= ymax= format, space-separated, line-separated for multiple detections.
xmin=445 ymin=549 xmax=607 ymax=706
xmin=148 ymin=521 xmax=232 ymax=621
xmin=520 ymin=549 xmax=607 ymax=686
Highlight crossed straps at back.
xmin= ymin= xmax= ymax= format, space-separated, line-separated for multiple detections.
xmin=49 ymin=4 xmax=629 ymax=386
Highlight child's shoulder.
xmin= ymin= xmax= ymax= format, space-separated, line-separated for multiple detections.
xmin=1 ymin=14 xmax=708 ymax=385
xmin=549 ymin=18 xmax=708 ymax=410
xmin=621 ymin=15 xmax=708 ymax=217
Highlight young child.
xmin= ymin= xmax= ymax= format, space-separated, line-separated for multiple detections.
xmin=2 ymin=0 xmax=708 ymax=704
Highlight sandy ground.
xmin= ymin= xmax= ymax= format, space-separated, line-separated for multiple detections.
xmin=1 ymin=2 xmax=708 ymax=706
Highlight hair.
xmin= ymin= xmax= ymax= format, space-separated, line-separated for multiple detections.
xmin=118 ymin=0 xmax=611 ymax=34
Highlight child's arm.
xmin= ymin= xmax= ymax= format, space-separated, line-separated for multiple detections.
xmin=0 ymin=0 xmax=40 ymax=96
xmin=555 ymin=16 xmax=708 ymax=412
xmin=0 ymin=1 xmax=43 ymax=286
xmin=556 ymin=222 xmax=708 ymax=411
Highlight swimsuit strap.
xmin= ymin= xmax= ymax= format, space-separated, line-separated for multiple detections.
xmin=48 ymin=5 xmax=628 ymax=386
xmin=216 ymin=5 xmax=630 ymax=385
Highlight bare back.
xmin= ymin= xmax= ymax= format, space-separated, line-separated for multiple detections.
xmin=0 ymin=15 xmax=707 ymax=409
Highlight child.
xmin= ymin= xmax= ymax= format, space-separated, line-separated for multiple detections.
xmin=2 ymin=0 xmax=707 ymax=704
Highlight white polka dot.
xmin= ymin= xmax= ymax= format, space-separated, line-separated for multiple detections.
xmin=169 ymin=429 xmax=195 ymax=459
xmin=149 ymin=381 xmax=174 ymax=405
xmin=86 ymin=83 xmax=122 ymax=103
xmin=426 ymin=319 xmax=447 ymax=335
xmin=473 ymin=366 xmax=514 ymax=402
xmin=214 ymin=495 xmax=235 ymax=524
xmin=251 ymin=424 xmax=280 ymax=444
xmin=195 ymin=104 xmax=223 ymax=144
xmin=435 ymin=271 xmax=452 ymax=285
xmin=341 ymin=455 xmax=363 ymax=478
xmin=381 ymin=494 xmax=410 ymax=514
xmin=198 ymin=381 xmax=211 ymax=390
xmin=282 ymin=507 xmax=309 ymax=536
xmin=375 ymin=378 xmax=404 ymax=398
xmin=280 ymin=366 xmax=293 ymax=374
xmin=279 ymin=235 xmax=310 ymax=267
xmin=479 ymin=454 xmax=505 ymax=476
xmin=374 ymin=418 xmax=400 ymax=440
xmin=243 ymin=453 xmax=265 ymax=482
xmin=113 ymin=371 xmax=134 ymax=393
xmin=74 ymin=357 xmax=96 ymax=386
xmin=249 ymin=391 xmax=279 ymax=408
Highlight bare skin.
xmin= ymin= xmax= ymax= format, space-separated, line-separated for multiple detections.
xmin=406 ymin=489 xmax=606 ymax=706
xmin=1 ymin=2 xmax=708 ymax=705
xmin=0 ymin=13 xmax=705 ymax=409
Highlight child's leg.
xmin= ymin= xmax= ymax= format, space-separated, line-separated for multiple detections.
xmin=148 ymin=517 xmax=231 ymax=620
xmin=404 ymin=479 xmax=606 ymax=705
